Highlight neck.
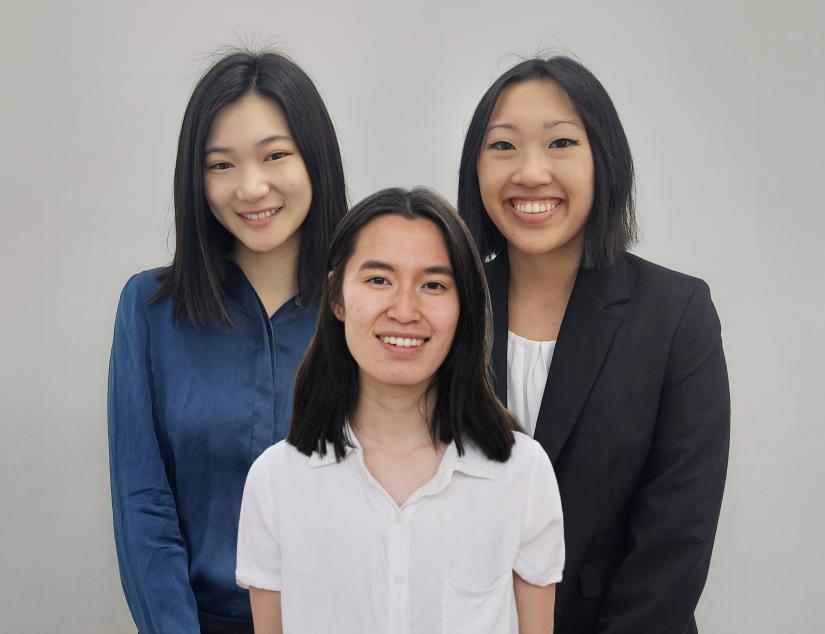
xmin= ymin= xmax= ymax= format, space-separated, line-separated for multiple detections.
xmin=233 ymin=231 xmax=301 ymax=317
xmin=507 ymin=237 xmax=582 ymax=301
xmin=350 ymin=376 xmax=434 ymax=450
xmin=505 ymin=237 xmax=583 ymax=341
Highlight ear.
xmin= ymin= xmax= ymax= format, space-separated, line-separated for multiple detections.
xmin=329 ymin=270 xmax=345 ymax=321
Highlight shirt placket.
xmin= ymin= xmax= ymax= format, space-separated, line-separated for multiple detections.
xmin=387 ymin=507 xmax=410 ymax=634
xmin=250 ymin=301 xmax=278 ymax=456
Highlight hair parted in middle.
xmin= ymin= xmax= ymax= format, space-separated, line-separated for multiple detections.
xmin=458 ymin=56 xmax=637 ymax=268
xmin=287 ymin=187 xmax=519 ymax=462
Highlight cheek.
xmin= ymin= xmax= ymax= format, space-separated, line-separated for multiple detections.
xmin=204 ymin=177 xmax=229 ymax=212
xmin=585 ymin=166 xmax=596 ymax=206
xmin=476 ymin=161 xmax=495 ymax=195
xmin=434 ymin=298 xmax=461 ymax=342
xmin=342 ymin=304 xmax=375 ymax=367
xmin=283 ymin=162 xmax=313 ymax=197
xmin=477 ymin=162 xmax=508 ymax=215
xmin=573 ymin=169 xmax=595 ymax=215
xmin=338 ymin=287 xmax=369 ymax=333
xmin=575 ymin=152 xmax=596 ymax=205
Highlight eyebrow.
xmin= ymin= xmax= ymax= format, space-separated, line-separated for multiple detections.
xmin=358 ymin=260 xmax=454 ymax=277
xmin=485 ymin=119 xmax=580 ymax=134
xmin=205 ymin=134 xmax=293 ymax=155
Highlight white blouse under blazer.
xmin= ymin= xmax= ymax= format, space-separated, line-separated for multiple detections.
xmin=507 ymin=331 xmax=557 ymax=437
xmin=236 ymin=428 xmax=564 ymax=634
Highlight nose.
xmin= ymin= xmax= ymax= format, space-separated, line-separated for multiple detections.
xmin=511 ymin=148 xmax=553 ymax=188
xmin=235 ymin=165 xmax=270 ymax=202
xmin=386 ymin=286 xmax=421 ymax=324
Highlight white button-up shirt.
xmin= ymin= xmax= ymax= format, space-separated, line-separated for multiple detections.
xmin=236 ymin=429 xmax=564 ymax=634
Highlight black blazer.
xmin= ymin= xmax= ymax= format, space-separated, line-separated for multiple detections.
xmin=487 ymin=252 xmax=729 ymax=634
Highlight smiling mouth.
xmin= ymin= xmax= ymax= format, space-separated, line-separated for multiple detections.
xmin=376 ymin=335 xmax=429 ymax=348
xmin=509 ymin=198 xmax=563 ymax=214
xmin=238 ymin=207 xmax=281 ymax=221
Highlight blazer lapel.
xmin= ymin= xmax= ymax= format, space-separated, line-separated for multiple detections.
xmin=534 ymin=257 xmax=630 ymax=461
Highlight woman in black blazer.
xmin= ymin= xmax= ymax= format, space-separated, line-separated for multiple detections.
xmin=457 ymin=57 xmax=729 ymax=634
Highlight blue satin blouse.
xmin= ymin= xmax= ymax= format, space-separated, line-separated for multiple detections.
xmin=108 ymin=264 xmax=317 ymax=632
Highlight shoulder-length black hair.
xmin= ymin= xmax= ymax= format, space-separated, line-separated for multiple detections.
xmin=288 ymin=187 xmax=519 ymax=462
xmin=151 ymin=49 xmax=347 ymax=326
xmin=458 ymin=56 xmax=637 ymax=268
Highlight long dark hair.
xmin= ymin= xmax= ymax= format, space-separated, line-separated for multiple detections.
xmin=151 ymin=49 xmax=347 ymax=326
xmin=458 ymin=56 xmax=637 ymax=268
xmin=288 ymin=187 xmax=519 ymax=462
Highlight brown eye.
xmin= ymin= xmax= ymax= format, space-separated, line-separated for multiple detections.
xmin=488 ymin=140 xmax=515 ymax=151
xmin=549 ymin=138 xmax=578 ymax=149
xmin=208 ymin=162 xmax=233 ymax=170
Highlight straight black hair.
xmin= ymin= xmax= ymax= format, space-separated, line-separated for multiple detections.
xmin=288 ymin=187 xmax=519 ymax=462
xmin=151 ymin=49 xmax=347 ymax=326
xmin=458 ymin=56 xmax=637 ymax=267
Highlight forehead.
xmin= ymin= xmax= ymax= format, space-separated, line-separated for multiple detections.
xmin=489 ymin=78 xmax=582 ymax=127
xmin=207 ymin=93 xmax=290 ymax=144
xmin=349 ymin=215 xmax=451 ymax=267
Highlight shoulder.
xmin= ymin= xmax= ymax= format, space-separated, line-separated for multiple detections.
xmin=608 ymin=253 xmax=718 ymax=336
xmin=252 ymin=439 xmax=303 ymax=467
xmin=113 ymin=268 xmax=169 ymax=334
xmin=511 ymin=431 xmax=549 ymax=458
xmin=620 ymin=255 xmax=724 ymax=381
xmin=506 ymin=434 xmax=561 ymax=510
xmin=118 ymin=267 xmax=168 ymax=308
xmin=249 ymin=440 xmax=317 ymax=482
xmin=621 ymin=252 xmax=712 ymax=307
xmin=502 ymin=432 xmax=555 ymax=476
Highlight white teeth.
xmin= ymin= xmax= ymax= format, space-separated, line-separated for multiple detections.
xmin=512 ymin=200 xmax=559 ymax=214
xmin=380 ymin=336 xmax=424 ymax=348
xmin=241 ymin=208 xmax=277 ymax=221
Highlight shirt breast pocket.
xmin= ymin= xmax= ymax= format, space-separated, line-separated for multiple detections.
xmin=441 ymin=572 xmax=514 ymax=634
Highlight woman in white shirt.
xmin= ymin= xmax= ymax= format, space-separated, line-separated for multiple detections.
xmin=236 ymin=187 xmax=565 ymax=633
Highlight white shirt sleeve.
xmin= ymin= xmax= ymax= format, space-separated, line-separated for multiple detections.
xmin=236 ymin=449 xmax=282 ymax=591
xmin=513 ymin=446 xmax=565 ymax=587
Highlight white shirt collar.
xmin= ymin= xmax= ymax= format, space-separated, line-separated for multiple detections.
xmin=307 ymin=421 xmax=497 ymax=481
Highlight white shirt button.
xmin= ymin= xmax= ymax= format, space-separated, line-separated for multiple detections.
xmin=394 ymin=515 xmax=402 ymax=524
xmin=393 ymin=574 xmax=404 ymax=584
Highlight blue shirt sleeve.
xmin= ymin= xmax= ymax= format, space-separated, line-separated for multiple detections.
xmin=108 ymin=274 xmax=200 ymax=633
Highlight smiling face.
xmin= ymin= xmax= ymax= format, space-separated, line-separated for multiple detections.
xmin=204 ymin=93 xmax=313 ymax=257
xmin=333 ymin=214 xmax=460 ymax=395
xmin=476 ymin=78 xmax=595 ymax=260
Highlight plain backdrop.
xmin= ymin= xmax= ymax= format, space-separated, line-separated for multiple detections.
xmin=1 ymin=0 xmax=823 ymax=631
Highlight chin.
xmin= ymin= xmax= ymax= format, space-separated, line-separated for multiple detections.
xmin=510 ymin=229 xmax=585 ymax=258
xmin=510 ymin=239 xmax=563 ymax=256
xmin=244 ymin=238 xmax=289 ymax=254
xmin=369 ymin=369 xmax=434 ymax=390
xmin=385 ymin=375 xmax=430 ymax=388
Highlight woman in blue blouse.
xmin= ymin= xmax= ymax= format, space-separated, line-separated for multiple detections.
xmin=108 ymin=50 xmax=347 ymax=634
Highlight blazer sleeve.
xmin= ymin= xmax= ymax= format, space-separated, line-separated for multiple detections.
xmin=598 ymin=280 xmax=730 ymax=633
xmin=107 ymin=275 xmax=200 ymax=633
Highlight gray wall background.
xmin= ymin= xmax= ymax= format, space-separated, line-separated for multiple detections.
xmin=1 ymin=0 xmax=823 ymax=631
